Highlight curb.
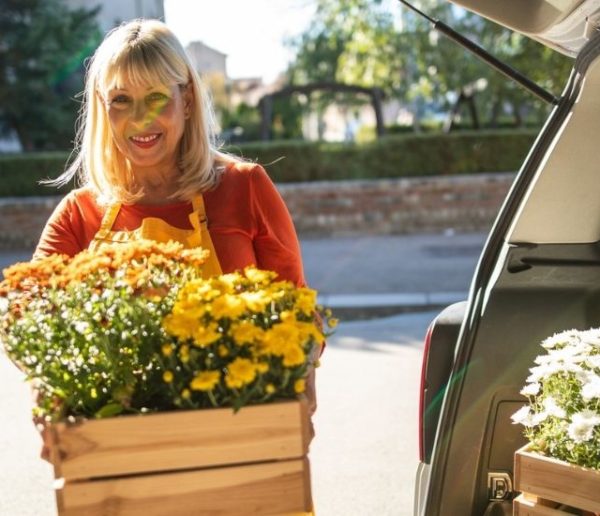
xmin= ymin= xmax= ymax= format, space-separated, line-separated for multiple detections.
xmin=317 ymin=291 xmax=467 ymax=320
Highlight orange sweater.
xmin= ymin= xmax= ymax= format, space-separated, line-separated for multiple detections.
xmin=34 ymin=163 xmax=306 ymax=287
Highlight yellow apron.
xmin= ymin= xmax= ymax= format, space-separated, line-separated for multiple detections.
xmin=89 ymin=194 xmax=222 ymax=277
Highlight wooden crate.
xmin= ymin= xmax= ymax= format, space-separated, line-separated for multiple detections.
xmin=513 ymin=445 xmax=600 ymax=515
xmin=49 ymin=399 xmax=312 ymax=516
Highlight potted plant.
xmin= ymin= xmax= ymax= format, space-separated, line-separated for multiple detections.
xmin=511 ymin=329 xmax=600 ymax=514
xmin=0 ymin=240 xmax=333 ymax=515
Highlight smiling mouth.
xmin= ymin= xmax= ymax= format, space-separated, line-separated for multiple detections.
xmin=130 ymin=133 xmax=161 ymax=148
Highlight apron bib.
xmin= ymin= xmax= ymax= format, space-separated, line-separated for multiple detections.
xmin=89 ymin=195 xmax=222 ymax=277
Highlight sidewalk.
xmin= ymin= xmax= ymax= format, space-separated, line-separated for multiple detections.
xmin=302 ymin=232 xmax=485 ymax=317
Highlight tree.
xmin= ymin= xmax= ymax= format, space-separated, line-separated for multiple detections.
xmin=286 ymin=0 xmax=573 ymax=129
xmin=0 ymin=0 xmax=101 ymax=151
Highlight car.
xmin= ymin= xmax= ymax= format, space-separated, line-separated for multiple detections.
xmin=413 ymin=1 xmax=600 ymax=514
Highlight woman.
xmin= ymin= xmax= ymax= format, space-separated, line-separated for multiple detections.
xmin=35 ymin=19 xmax=318 ymax=452
xmin=36 ymin=19 xmax=305 ymax=289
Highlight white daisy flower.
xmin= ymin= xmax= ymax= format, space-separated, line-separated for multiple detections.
xmin=567 ymin=410 xmax=600 ymax=443
xmin=520 ymin=383 xmax=540 ymax=396
xmin=580 ymin=329 xmax=600 ymax=348
xmin=542 ymin=396 xmax=566 ymax=418
xmin=541 ymin=330 xmax=580 ymax=350
xmin=511 ymin=405 xmax=531 ymax=425
xmin=511 ymin=405 xmax=540 ymax=427
xmin=582 ymin=375 xmax=600 ymax=401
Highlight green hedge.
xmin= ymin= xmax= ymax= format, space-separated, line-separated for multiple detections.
xmin=0 ymin=130 xmax=536 ymax=196
xmin=0 ymin=152 xmax=75 ymax=197
xmin=239 ymin=130 xmax=537 ymax=183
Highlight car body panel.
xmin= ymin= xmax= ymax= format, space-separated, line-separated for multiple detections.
xmin=417 ymin=30 xmax=600 ymax=516
xmin=450 ymin=0 xmax=600 ymax=56
xmin=420 ymin=301 xmax=467 ymax=464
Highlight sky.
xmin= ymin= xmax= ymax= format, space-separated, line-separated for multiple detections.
xmin=163 ymin=0 xmax=317 ymax=82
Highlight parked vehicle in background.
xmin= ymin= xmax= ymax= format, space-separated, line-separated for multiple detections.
xmin=414 ymin=0 xmax=600 ymax=514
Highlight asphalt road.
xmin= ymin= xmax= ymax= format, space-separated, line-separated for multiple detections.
xmin=0 ymin=232 xmax=486 ymax=297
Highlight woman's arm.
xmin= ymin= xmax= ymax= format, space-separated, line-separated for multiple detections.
xmin=249 ymin=166 xmax=306 ymax=287
xmin=33 ymin=191 xmax=96 ymax=259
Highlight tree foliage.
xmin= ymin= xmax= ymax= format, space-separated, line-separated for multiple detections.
xmin=286 ymin=0 xmax=574 ymax=128
xmin=0 ymin=0 xmax=101 ymax=151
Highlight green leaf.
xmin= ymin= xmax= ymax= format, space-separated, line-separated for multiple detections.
xmin=95 ymin=403 xmax=124 ymax=419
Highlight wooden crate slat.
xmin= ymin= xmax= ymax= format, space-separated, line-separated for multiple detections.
xmin=56 ymin=458 xmax=312 ymax=516
xmin=50 ymin=400 xmax=309 ymax=481
xmin=513 ymin=493 xmax=573 ymax=516
xmin=514 ymin=446 xmax=600 ymax=513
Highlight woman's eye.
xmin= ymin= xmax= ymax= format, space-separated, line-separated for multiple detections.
xmin=146 ymin=93 xmax=169 ymax=106
xmin=109 ymin=95 xmax=131 ymax=107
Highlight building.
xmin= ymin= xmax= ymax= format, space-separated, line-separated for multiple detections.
xmin=185 ymin=41 xmax=227 ymax=78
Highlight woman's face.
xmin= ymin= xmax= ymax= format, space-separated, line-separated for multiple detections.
xmin=103 ymin=80 xmax=191 ymax=175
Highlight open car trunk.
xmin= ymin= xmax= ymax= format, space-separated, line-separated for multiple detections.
xmin=421 ymin=25 xmax=600 ymax=515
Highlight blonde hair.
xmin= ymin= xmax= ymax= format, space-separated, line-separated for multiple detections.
xmin=55 ymin=19 xmax=236 ymax=203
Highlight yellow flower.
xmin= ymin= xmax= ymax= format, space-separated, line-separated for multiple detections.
xmin=163 ymin=371 xmax=174 ymax=383
xmin=280 ymin=310 xmax=296 ymax=323
xmin=161 ymin=344 xmax=173 ymax=357
xmin=225 ymin=357 xmax=257 ymax=389
xmin=181 ymin=388 xmax=191 ymax=399
xmin=295 ymin=288 xmax=317 ymax=315
xmin=265 ymin=383 xmax=276 ymax=394
xmin=209 ymin=275 xmax=237 ymax=295
xmin=231 ymin=320 xmax=265 ymax=345
xmin=190 ymin=370 xmax=220 ymax=391
xmin=294 ymin=379 xmax=306 ymax=393
xmin=176 ymin=279 xmax=220 ymax=305
xmin=239 ymin=290 xmax=269 ymax=312
xmin=218 ymin=344 xmax=229 ymax=357
xmin=283 ymin=345 xmax=306 ymax=367
xmin=180 ymin=344 xmax=190 ymax=363
xmin=162 ymin=312 xmax=198 ymax=340
xmin=261 ymin=322 xmax=301 ymax=356
xmin=297 ymin=321 xmax=324 ymax=342
xmin=211 ymin=294 xmax=246 ymax=320
xmin=328 ymin=318 xmax=339 ymax=329
xmin=192 ymin=323 xmax=221 ymax=348
xmin=244 ymin=267 xmax=276 ymax=285
xmin=255 ymin=361 xmax=269 ymax=374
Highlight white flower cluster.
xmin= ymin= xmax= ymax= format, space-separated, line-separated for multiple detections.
xmin=512 ymin=328 xmax=600 ymax=447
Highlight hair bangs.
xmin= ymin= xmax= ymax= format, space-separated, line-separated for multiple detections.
xmin=98 ymin=37 xmax=187 ymax=95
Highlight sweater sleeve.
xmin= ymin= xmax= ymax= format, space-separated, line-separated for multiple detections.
xmin=250 ymin=166 xmax=306 ymax=287
xmin=33 ymin=192 xmax=89 ymax=259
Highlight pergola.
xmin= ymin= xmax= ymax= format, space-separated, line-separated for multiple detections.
xmin=257 ymin=82 xmax=386 ymax=140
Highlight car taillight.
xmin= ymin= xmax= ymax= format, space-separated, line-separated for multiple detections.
xmin=418 ymin=322 xmax=434 ymax=463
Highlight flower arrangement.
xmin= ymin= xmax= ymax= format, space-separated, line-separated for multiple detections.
xmin=512 ymin=328 xmax=600 ymax=469
xmin=0 ymin=240 xmax=333 ymax=422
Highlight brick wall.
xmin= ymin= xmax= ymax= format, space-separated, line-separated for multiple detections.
xmin=0 ymin=172 xmax=515 ymax=249
xmin=279 ymin=172 xmax=514 ymax=236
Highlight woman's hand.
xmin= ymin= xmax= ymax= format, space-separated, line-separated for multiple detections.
xmin=31 ymin=384 xmax=52 ymax=463
xmin=33 ymin=414 xmax=52 ymax=462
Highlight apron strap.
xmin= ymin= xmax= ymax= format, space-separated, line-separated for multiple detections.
xmin=189 ymin=194 xmax=223 ymax=276
xmin=96 ymin=203 xmax=121 ymax=240
xmin=191 ymin=195 xmax=205 ymax=219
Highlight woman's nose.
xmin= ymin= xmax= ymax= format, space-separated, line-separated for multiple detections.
xmin=132 ymin=101 xmax=152 ymax=127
